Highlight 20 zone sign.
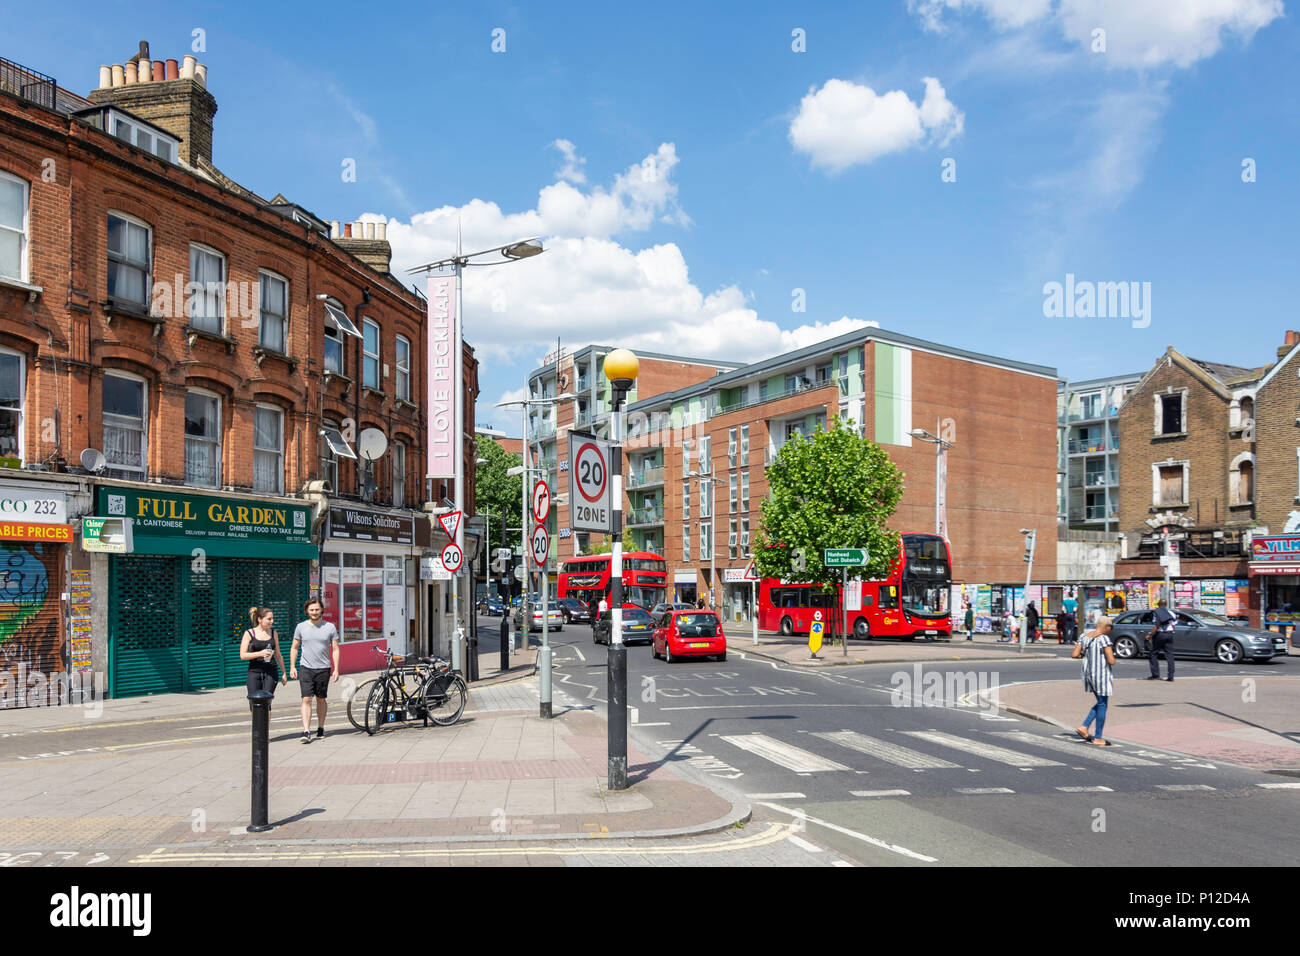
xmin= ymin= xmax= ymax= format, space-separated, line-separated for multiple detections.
xmin=569 ymin=433 xmax=612 ymax=533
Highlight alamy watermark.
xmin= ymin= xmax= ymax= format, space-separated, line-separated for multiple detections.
xmin=889 ymin=664 xmax=999 ymax=715
xmin=0 ymin=666 xmax=103 ymax=716
xmin=1043 ymin=273 xmax=1151 ymax=329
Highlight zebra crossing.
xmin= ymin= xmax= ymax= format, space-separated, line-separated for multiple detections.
xmin=671 ymin=725 xmax=1232 ymax=800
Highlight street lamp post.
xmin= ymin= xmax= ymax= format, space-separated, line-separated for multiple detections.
xmin=910 ymin=424 xmax=954 ymax=539
xmin=687 ymin=471 xmax=716 ymax=610
xmin=604 ymin=348 xmax=639 ymax=791
xmin=408 ymin=237 xmax=544 ymax=672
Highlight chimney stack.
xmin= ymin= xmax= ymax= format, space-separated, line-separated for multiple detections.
xmin=334 ymin=218 xmax=393 ymax=274
xmin=1279 ymin=330 xmax=1300 ymax=360
xmin=88 ymin=41 xmax=217 ymax=167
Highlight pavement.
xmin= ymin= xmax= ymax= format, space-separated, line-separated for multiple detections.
xmin=990 ymin=674 xmax=1300 ymax=774
xmin=733 ymin=625 xmax=1064 ymax=667
xmin=0 ymin=653 xmax=747 ymax=858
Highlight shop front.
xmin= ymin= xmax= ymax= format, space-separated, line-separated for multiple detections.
xmin=673 ymin=570 xmax=697 ymax=606
xmin=0 ymin=477 xmax=79 ymax=707
xmin=99 ymin=486 xmax=316 ymax=698
xmin=1248 ymin=535 xmax=1300 ymax=639
xmin=721 ymin=567 xmax=756 ymax=623
xmin=319 ymin=503 xmax=425 ymax=674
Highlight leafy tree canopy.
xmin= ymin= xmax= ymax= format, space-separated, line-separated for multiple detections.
xmin=753 ymin=417 xmax=904 ymax=588
xmin=475 ymin=438 xmax=523 ymax=551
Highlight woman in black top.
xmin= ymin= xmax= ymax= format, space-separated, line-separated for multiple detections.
xmin=241 ymin=607 xmax=287 ymax=703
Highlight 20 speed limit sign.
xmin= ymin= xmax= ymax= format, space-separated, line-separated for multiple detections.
xmin=441 ymin=542 xmax=464 ymax=574
xmin=568 ymin=433 xmax=612 ymax=533
xmin=530 ymin=525 xmax=550 ymax=568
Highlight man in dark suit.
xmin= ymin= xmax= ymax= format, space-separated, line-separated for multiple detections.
xmin=1147 ymin=599 xmax=1177 ymax=681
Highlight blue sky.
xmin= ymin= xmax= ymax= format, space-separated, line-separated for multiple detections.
xmin=12 ymin=1 xmax=1297 ymax=431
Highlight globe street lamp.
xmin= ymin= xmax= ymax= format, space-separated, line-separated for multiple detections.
xmin=408 ymin=236 xmax=545 ymax=673
xmin=604 ymin=347 xmax=639 ymax=791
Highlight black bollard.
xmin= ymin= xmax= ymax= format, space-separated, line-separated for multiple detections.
xmin=499 ymin=614 xmax=510 ymax=674
xmin=248 ymin=689 xmax=273 ymax=832
xmin=607 ymin=642 xmax=627 ymax=790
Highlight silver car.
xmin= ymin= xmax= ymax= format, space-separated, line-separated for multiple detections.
xmin=1108 ymin=609 xmax=1286 ymax=664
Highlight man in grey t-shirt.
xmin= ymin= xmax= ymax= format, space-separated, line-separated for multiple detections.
xmin=290 ymin=599 xmax=340 ymax=743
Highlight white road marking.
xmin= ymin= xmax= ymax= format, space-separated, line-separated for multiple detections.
xmin=990 ymin=730 xmax=1160 ymax=766
xmin=956 ymin=787 xmax=1014 ymax=794
xmin=1056 ymin=786 xmax=1113 ymax=793
xmin=831 ymin=860 xmax=854 ymax=867
xmin=745 ymin=792 xmax=807 ymax=800
xmin=1258 ymin=782 xmax=1300 ymax=789
xmin=719 ymin=734 xmax=851 ymax=773
xmin=572 ymin=646 xmax=586 ymax=662
xmin=1157 ymin=784 xmax=1216 ymax=791
xmin=758 ymin=802 xmax=938 ymax=863
xmin=634 ymin=722 xmax=671 ymax=727
xmin=787 ymin=835 xmax=823 ymax=853
xmin=812 ymin=730 xmax=960 ymax=770
xmin=850 ymin=789 xmax=911 ymax=798
xmin=901 ymin=730 xmax=1063 ymax=768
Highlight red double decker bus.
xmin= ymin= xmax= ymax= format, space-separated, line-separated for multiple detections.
xmin=758 ymin=532 xmax=952 ymax=640
xmin=558 ymin=551 xmax=668 ymax=611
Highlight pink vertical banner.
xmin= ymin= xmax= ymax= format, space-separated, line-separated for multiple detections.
xmin=426 ymin=275 xmax=458 ymax=480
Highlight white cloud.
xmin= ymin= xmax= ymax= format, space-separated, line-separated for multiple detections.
xmin=913 ymin=0 xmax=1284 ymax=68
xmin=789 ymin=77 xmax=965 ymax=172
xmin=550 ymin=139 xmax=587 ymax=184
xmin=380 ymin=145 xmax=875 ymax=370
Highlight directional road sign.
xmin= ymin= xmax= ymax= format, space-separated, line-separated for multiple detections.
xmin=531 ymin=480 xmax=551 ymax=525
xmin=824 ymin=548 xmax=868 ymax=567
xmin=569 ymin=433 xmax=612 ymax=532
xmin=530 ymin=525 xmax=550 ymax=568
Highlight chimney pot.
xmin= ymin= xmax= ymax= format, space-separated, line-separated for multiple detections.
xmin=344 ymin=223 xmax=353 ymax=238
xmin=1286 ymin=330 xmax=1300 ymax=347
xmin=124 ymin=62 xmax=137 ymax=84
xmin=111 ymin=64 xmax=125 ymax=87
xmin=330 ymin=220 xmax=341 ymax=238
xmin=364 ymin=222 xmax=375 ymax=240
xmin=376 ymin=222 xmax=387 ymax=241
xmin=194 ymin=63 xmax=207 ymax=87
xmin=153 ymin=61 xmax=165 ymax=82
xmin=138 ymin=57 xmax=151 ymax=83
xmin=165 ymin=59 xmax=179 ymax=80
xmin=98 ymin=65 xmax=112 ymax=89
xmin=181 ymin=55 xmax=196 ymax=79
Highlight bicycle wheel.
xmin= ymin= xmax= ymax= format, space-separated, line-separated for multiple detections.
xmin=427 ymin=675 xmax=467 ymax=726
xmin=347 ymin=678 xmax=376 ymax=730
xmin=363 ymin=679 xmax=390 ymax=735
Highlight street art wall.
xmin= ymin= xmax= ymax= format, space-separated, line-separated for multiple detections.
xmin=0 ymin=542 xmax=65 ymax=708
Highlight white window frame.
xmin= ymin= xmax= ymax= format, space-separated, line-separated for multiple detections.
xmin=324 ymin=299 xmax=360 ymax=375
xmin=183 ymin=388 xmax=222 ymax=488
xmin=102 ymin=371 xmax=148 ymax=480
xmin=187 ymin=243 xmax=226 ymax=333
xmin=1229 ymin=451 xmax=1255 ymax=506
xmin=728 ymin=427 xmax=737 ymax=467
xmin=700 ymin=522 xmax=711 ymax=561
xmin=253 ymin=404 xmax=284 ymax=495
xmin=729 ymin=518 xmax=738 ymax=558
xmin=741 ymin=469 xmax=750 ymax=510
xmin=741 ymin=517 xmax=750 ymax=550
xmin=106 ymin=211 xmax=152 ymax=309
xmin=700 ymin=435 xmax=711 ymax=474
xmin=729 ymin=473 xmax=737 ymax=512
xmin=109 ymin=110 xmax=177 ymax=163
xmin=362 ymin=317 xmax=380 ymax=390
xmin=0 ymin=346 xmax=24 ymax=463
xmin=1154 ymin=389 xmax=1187 ymax=436
xmin=1151 ymin=459 xmax=1190 ymax=507
xmin=682 ymin=524 xmax=690 ymax=562
xmin=393 ymin=441 xmax=406 ymax=506
xmin=0 ymin=172 xmax=30 ymax=283
xmin=740 ymin=424 xmax=749 ymax=459
xmin=258 ymin=270 xmax=288 ymax=353
xmin=321 ymin=420 xmax=341 ymax=492
xmin=395 ymin=334 xmax=411 ymax=402
xmin=682 ymin=480 xmax=690 ymax=520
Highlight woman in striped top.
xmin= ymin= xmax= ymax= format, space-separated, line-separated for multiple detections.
xmin=1075 ymin=615 xmax=1116 ymax=746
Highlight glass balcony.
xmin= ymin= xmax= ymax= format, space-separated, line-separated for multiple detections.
xmin=626 ymin=466 xmax=665 ymax=489
xmin=1068 ymin=436 xmax=1118 ymax=454
xmin=1068 ymin=468 xmax=1120 ymax=488
xmin=626 ymin=504 xmax=665 ymax=527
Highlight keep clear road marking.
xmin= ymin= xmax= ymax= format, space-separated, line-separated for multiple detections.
xmin=811 ymin=730 xmax=960 ymax=770
xmin=1157 ymin=784 xmax=1216 ymax=791
xmin=850 ymin=789 xmax=911 ymax=798
xmin=758 ymin=802 xmax=938 ymax=863
xmin=787 ymin=836 xmax=823 ymax=854
xmin=901 ymin=730 xmax=1064 ymax=768
xmin=955 ymin=787 xmax=1014 ymax=794
xmin=1056 ymin=786 xmax=1114 ymax=793
xmin=990 ymin=730 xmax=1161 ymax=767
xmin=745 ymin=792 xmax=807 ymax=800
xmin=719 ymin=734 xmax=851 ymax=773
xmin=1258 ymin=782 xmax=1300 ymax=789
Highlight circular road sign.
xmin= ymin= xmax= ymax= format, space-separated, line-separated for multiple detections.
xmin=574 ymin=441 xmax=608 ymax=503
xmin=530 ymin=525 xmax=550 ymax=568
xmin=813 ymin=610 xmax=823 ymax=622
xmin=441 ymin=543 xmax=463 ymax=574
xmin=532 ymin=479 xmax=551 ymax=524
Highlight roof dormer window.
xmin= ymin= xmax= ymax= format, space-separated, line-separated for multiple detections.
xmin=109 ymin=111 xmax=177 ymax=163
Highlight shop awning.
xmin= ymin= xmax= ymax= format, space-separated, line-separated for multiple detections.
xmin=1249 ymin=563 xmax=1300 ymax=576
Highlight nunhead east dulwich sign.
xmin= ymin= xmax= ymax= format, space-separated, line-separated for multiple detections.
xmin=426 ymin=274 xmax=459 ymax=481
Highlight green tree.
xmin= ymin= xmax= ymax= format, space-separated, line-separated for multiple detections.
xmin=474 ymin=438 xmax=523 ymax=552
xmin=753 ymin=418 xmax=904 ymax=590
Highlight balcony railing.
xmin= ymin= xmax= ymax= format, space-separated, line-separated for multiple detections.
xmin=711 ymin=378 xmax=833 ymax=417
xmin=1069 ymin=468 xmax=1119 ymax=488
xmin=627 ymin=466 xmax=665 ymax=489
xmin=1068 ymin=437 xmax=1118 ymax=454
xmin=535 ymin=457 xmax=557 ymax=473
xmin=626 ymin=505 xmax=665 ymax=527
xmin=1082 ymin=505 xmax=1119 ymax=520
xmin=0 ymin=57 xmax=56 ymax=111
xmin=532 ymin=419 xmax=556 ymax=440
xmin=1065 ymin=407 xmax=1118 ymax=423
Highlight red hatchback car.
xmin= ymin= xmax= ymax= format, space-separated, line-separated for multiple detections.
xmin=652 ymin=610 xmax=727 ymax=663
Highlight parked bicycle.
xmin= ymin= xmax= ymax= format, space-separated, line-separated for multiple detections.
xmin=346 ymin=650 xmax=433 ymax=730
xmin=363 ymin=648 xmax=467 ymax=734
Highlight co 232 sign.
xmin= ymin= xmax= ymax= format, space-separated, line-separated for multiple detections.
xmin=568 ymin=433 xmax=612 ymax=533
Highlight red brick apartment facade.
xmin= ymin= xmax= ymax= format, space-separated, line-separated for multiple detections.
xmin=0 ymin=48 xmax=472 ymax=701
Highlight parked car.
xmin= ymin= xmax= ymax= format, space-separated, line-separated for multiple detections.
xmin=593 ymin=607 xmax=655 ymax=645
xmin=1108 ymin=609 xmax=1287 ymax=664
xmin=555 ymin=598 xmax=591 ymax=625
xmin=521 ymin=603 xmax=564 ymax=632
xmin=479 ymin=597 xmax=506 ymax=616
xmin=653 ymin=610 xmax=727 ymax=663
xmin=650 ymin=602 xmax=695 ymax=625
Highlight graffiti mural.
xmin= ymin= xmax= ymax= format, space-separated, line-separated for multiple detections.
xmin=0 ymin=542 xmax=64 ymax=707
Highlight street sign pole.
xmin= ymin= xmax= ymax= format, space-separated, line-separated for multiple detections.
xmin=843 ymin=567 xmax=848 ymax=658
xmin=532 ymin=485 xmax=552 ymax=719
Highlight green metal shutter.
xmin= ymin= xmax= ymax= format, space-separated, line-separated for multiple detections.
xmin=182 ymin=560 xmax=223 ymax=690
xmin=220 ymin=558 xmax=310 ymax=684
xmin=109 ymin=555 xmax=184 ymax=698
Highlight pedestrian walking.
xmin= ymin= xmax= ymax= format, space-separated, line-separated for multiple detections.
xmin=1054 ymin=609 xmax=1070 ymax=644
xmin=1026 ymin=600 xmax=1040 ymax=643
xmin=289 ymin=598 xmax=340 ymax=744
xmin=999 ymin=608 xmax=1015 ymax=642
xmin=1074 ymin=615 xmax=1115 ymax=746
xmin=241 ymin=607 xmax=287 ymax=706
xmin=1147 ymin=598 xmax=1177 ymax=681
xmin=962 ymin=599 xmax=974 ymax=641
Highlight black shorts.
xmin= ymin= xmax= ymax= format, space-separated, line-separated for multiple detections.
xmin=299 ymin=666 xmax=331 ymax=699
xmin=246 ymin=667 xmax=278 ymax=696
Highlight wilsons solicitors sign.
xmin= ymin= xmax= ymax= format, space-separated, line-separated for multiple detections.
xmin=327 ymin=506 xmax=414 ymax=545
xmin=96 ymin=488 xmax=315 ymax=559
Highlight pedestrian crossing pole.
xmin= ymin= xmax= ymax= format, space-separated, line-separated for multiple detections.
xmin=604 ymin=349 xmax=639 ymax=792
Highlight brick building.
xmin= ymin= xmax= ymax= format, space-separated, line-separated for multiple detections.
xmin=0 ymin=47 xmax=472 ymax=701
xmin=1113 ymin=347 xmax=1265 ymax=622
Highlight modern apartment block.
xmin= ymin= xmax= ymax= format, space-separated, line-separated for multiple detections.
xmin=1057 ymin=373 xmax=1142 ymax=531
xmin=524 ymin=344 xmax=742 ymax=567
xmin=617 ymin=328 xmax=1059 ymax=621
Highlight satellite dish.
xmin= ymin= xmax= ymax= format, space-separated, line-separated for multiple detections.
xmin=357 ymin=428 xmax=388 ymax=461
xmin=80 ymin=448 xmax=106 ymax=473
